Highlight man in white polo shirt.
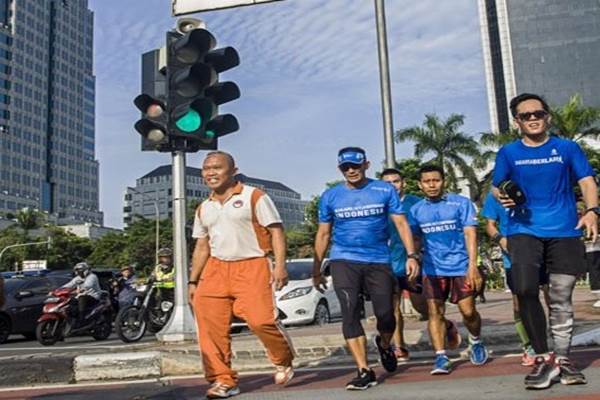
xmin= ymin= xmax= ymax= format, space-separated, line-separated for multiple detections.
xmin=188 ymin=151 xmax=294 ymax=399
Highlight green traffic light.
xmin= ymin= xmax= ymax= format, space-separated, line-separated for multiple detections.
xmin=175 ymin=110 xmax=201 ymax=133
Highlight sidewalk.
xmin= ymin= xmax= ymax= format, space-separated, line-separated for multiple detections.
xmin=2 ymin=288 xmax=599 ymax=387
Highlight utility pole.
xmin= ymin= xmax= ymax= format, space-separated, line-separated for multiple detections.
xmin=374 ymin=0 xmax=396 ymax=168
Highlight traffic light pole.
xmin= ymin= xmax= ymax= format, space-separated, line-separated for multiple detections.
xmin=374 ymin=0 xmax=396 ymax=169
xmin=156 ymin=150 xmax=196 ymax=342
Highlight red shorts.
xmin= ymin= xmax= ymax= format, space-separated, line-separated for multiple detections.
xmin=423 ymin=276 xmax=474 ymax=304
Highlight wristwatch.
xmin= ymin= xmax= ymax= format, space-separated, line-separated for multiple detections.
xmin=407 ymin=253 xmax=421 ymax=262
xmin=585 ymin=207 xmax=600 ymax=216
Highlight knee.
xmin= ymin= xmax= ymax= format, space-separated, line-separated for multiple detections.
xmin=461 ymin=307 xmax=478 ymax=322
xmin=246 ymin=315 xmax=276 ymax=333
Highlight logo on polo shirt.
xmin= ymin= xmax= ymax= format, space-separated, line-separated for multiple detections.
xmin=233 ymin=200 xmax=244 ymax=208
xmin=551 ymin=148 xmax=558 ymax=156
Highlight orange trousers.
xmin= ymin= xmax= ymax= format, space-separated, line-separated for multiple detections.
xmin=193 ymin=256 xmax=294 ymax=386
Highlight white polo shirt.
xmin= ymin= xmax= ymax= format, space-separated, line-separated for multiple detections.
xmin=192 ymin=182 xmax=283 ymax=261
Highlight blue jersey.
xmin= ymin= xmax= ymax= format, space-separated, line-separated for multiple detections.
xmin=410 ymin=193 xmax=478 ymax=276
xmin=389 ymin=194 xmax=421 ymax=277
xmin=319 ymin=179 xmax=403 ymax=264
xmin=492 ymin=136 xmax=595 ymax=238
xmin=481 ymin=192 xmax=511 ymax=269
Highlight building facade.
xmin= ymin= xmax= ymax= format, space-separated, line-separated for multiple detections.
xmin=123 ymin=165 xmax=308 ymax=229
xmin=0 ymin=0 xmax=102 ymax=224
xmin=478 ymin=0 xmax=600 ymax=133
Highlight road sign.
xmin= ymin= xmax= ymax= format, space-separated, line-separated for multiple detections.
xmin=22 ymin=260 xmax=47 ymax=271
xmin=172 ymin=0 xmax=284 ymax=15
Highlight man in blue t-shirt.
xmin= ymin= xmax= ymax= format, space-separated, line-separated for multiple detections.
xmin=380 ymin=168 xmax=432 ymax=362
xmin=410 ymin=164 xmax=488 ymax=375
xmin=481 ymin=192 xmax=550 ymax=367
xmin=492 ymin=93 xmax=598 ymax=390
xmin=312 ymin=147 xmax=419 ymax=391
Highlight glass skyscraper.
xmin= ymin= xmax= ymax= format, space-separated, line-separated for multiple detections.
xmin=478 ymin=0 xmax=600 ymax=133
xmin=0 ymin=0 xmax=102 ymax=224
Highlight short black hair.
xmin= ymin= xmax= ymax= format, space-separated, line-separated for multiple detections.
xmin=380 ymin=168 xmax=403 ymax=178
xmin=418 ymin=164 xmax=445 ymax=180
xmin=338 ymin=146 xmax=366 ymax=157
xmin=509 ymin=93 xmax=550 ymax=117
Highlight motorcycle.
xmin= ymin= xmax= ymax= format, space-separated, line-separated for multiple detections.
xmin=115 ymin=279 xmax=174 ymax=343
xmin=36 ymin=288 xmax=113 ymax=346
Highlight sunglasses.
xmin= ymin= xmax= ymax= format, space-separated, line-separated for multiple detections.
xmin=516 ymin=110 xmax=548 ymax=121
xmin=339 ymin=163 xmax=363 ymax=172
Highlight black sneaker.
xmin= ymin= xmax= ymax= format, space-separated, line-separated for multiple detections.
xmin=556 ymin=357 xmax=587 ymax=385
xmin=524 ymin=355 xmax=560 ymax=390
xmin=346 ymin=368 xmax=377 ymax=390
xmin=374 ymin=335 xmax=397 ymax=372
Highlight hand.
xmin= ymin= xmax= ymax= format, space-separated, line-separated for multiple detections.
xmin=187 ymin=283 xmax=197 ymax=306
xmin=405 ymin=258 xmax=420 ymax=282
xmin=499 ymin=237 xmax=508 ymax=253
xmin=313 ymin=274 xmax=328 ymax=293
xmin=576 ymin=211 xmax=598 ymax=243
xmin=271 ymin=265 xmax=289 ymax=291
xmin=498 ymin=193 xmax=516 ymax=208
xmin=466 ymin=266 xmax=483 ymax=293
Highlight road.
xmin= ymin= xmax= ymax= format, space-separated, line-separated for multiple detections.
xmin=2 ymin=347 xmax=599 ymax=400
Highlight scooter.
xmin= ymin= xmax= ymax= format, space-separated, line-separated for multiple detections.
xmin=36 ymin=288 xmax=113 ymax=346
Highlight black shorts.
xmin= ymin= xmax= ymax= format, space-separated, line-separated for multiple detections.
xmin=506 ymin=266 xmax=549 ymax=293
xmin=508 ymin=234 xmax=586 ymax=276
xmin=586 ymin=250 xmax=600 ymax=291
xmin=396 ymin=275 xmax=423 ymax=294
xmin=330 ymin=260 xmax=395 ymax=295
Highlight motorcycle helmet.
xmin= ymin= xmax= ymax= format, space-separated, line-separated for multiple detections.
xmin=157 ymin=248 xmax=173 ymax=258
xmin=73 ymin=262 xmax=91 ymax=278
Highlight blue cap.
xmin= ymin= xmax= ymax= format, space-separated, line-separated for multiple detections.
xmin=338 ymin=150 xmax=365 ymax=166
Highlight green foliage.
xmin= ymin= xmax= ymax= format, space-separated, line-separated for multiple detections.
xmin=15 ymin=208 xmax=45 ymax=231
xmin=392 ymin=158 xmax=422 ymax=196
xmin=44 ymin=227 xmax=93 ymax=270
xmin=550 ymin=94 xmax=600 ymax=142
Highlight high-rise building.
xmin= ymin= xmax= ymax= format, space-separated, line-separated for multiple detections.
xmin=478 ymin=0 xmax=600 ymax=133
xmin=123 ymin=165 xmax=308 ymax=229
xmin=0 ymin=0 xmax=102 ymax=224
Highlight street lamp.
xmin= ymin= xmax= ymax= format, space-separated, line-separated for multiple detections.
xmin=128 ymin=188 xmax=160 ymax=265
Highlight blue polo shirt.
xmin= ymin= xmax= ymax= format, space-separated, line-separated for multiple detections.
xmin=389 ymin=194 xmax=421 ymax=277
xmin=319 ymin=179 xmax=403 ymax=264
xmin=492 ymin=136 xmax=595 ymax=238
xmin=410 ymin=193 xmax=478 ymax=276
xmin=481 ymin=192 xmax=511 ymax=269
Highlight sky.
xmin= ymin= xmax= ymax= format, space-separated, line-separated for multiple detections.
xmin=88 ymin=0 xmax=491 ymax=228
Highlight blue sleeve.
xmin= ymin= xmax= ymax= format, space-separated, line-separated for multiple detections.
xmin=409 ymin=205 xmax=422 ymax=236
xmin=387 ymin=187 xmax=404 ymax=215
xmin=492 ymin=147 xmax=511 ymax=187
xmin=318 ymin=191 xmax=333 ymax=223
xmin=461 ymin=198 xmax=479 ymax=227
xmin=480 ymin=193 xmax=499 ymax=220
xmin=569 ymin=141 xmax=595 ymax=180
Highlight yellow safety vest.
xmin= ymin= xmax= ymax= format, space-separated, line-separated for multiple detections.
xmin=154 ymin=265 xmax=175 ymax=289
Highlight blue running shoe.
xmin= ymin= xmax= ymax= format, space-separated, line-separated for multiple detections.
xmin=469 ymin=340 xmax=489 ymax=365
xmin=430 ymin=354 xmax=452 ymax=375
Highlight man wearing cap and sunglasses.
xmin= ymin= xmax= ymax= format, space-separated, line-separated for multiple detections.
xmin=492 ymin=93 xmax=598 ymax=390
xmin=313 ymin=147 xmax=419 ymax=390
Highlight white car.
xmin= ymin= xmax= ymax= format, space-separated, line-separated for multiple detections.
xmin=231 ymin=259 xmax=341 ymax=330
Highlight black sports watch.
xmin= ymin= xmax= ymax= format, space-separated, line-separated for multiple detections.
xmin=585 ymin=207 xmax=600 ymax=216
xmin=407 ymin=253 xmax=421 ymax=262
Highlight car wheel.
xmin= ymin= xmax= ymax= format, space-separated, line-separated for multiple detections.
xmin=0 ymin=316 xmax=10 ymax=344
xmin=313 ymin=302 xmax=330 ymax=326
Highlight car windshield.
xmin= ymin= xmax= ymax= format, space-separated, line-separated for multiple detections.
xmin=285 ymin=262 xmax=312 ymax=281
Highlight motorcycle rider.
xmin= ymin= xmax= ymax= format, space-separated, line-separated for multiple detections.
xmin=60 ymin=262 xmax=102 ymax=326
xmin=151 ymin=248 xmax=175 ymax=308
xmin=114 ymin=265 xmax=138 ymax=309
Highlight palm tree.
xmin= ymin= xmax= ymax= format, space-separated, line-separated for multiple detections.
xmin=395 ymin=113 xmax=481 ymax=196
xmin=550 ymin=94 xmax=600 ymax=142
xmin=15 ymin=208 xmax=43 ymax=232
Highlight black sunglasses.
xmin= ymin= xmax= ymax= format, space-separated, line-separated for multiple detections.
xmin=339 ymin=163 xmax=363 ymax=172
xmin=516 ymin=110 xmax=548 ymax=121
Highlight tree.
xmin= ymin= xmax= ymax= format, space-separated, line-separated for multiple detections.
xmin=15 ymin=208 xmax=45 ymax=232
xmin=395 ymin=114 xmax=481 ymax=196
xmin=392 ymin=158 xmax=422 ymax=196
xmin=87 ymin=232 xmax=129 ymax=268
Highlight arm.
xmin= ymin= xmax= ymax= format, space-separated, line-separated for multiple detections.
xmin=268 ymin=223 xmax=288 ymax=290
xmin=485 ymin=219 xmax=508 ymax=252
xmin=576 ymin=176 xmax=599 ymax=242
xmin=464 ymin=226 xmax=482 ymax=292
xmin=187 ymin=237 xmax=210 ymax=305
xmin=390 ymin=213 xmax=420 ymax=281
xmin=312 ymin=222 xmax=331 ymax=291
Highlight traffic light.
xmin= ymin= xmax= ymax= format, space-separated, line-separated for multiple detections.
xmin=166 ymin=28 xmax=240 ymax=151
xmin=133 ymin=93 xmax=170 ymax=151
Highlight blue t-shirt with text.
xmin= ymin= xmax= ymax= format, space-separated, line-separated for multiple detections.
xmin=319 ymin=179 xmax=403 ymax=264
xmin=481 ymin=192 xmax=511 ymax=269
xmin=492 ymin=136 xmax=595 ymax=238
xmin=389 ymin=194 xmax=421 ymax=277
xmin=410 ymin=193 xmax=478 ymax=276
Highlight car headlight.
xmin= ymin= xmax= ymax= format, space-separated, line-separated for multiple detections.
xmin=279 ymin=286 xmax=312 ymax=301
